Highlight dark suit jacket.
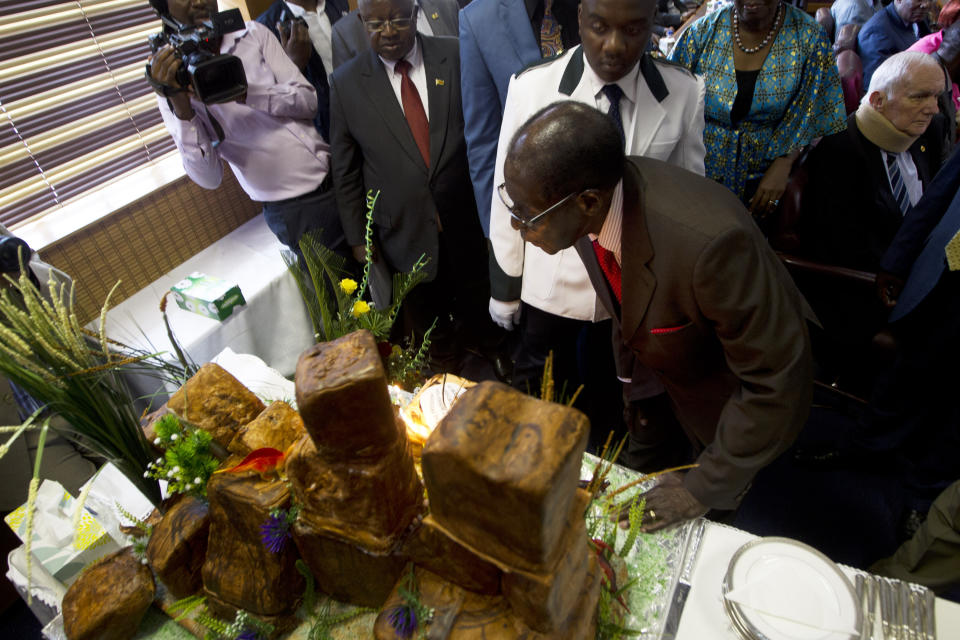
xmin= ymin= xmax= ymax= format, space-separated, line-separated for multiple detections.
xmin=329 ymin=35 xmax=483 ymax=282
xmin=800 ymin=112 xmax=944 ymax=273
xmin=885 ymin=147 xmax=960 ymax=321
xmin=576 ymin=158 xmax=814 ymax=510
xmin=331 ymin=0 xmax=460 ymax=69
xmin=256 ymin=0 xmax=350 ymax=139
xmin=857 ymin=2 xmax=931 ymax=86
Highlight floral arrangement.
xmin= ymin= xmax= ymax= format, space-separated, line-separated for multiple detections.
xmin=260 ymin=505 xmax=299 ymax=554
xmin=169 ymin=596 xmax=275 ymax=640
xmin=584 ymin=435 xmax=701 ymax=640
xmin=386 ymin=565 xmax=433 ymax=640
xmin=144 ymin=414 xmax=221 ymax=499
xmin=284 ymin=190 xmax=434 ymax=389
xmin=0 ymin=263 xmax=191 ymax=505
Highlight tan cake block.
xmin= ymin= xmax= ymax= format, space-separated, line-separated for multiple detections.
xmin=295 ymin=330 xmax=400 ymax=456
xmin=286 ymin=432 xmax=424 ymax=553
xmin=373 ymin=566 xmax=513 ymax=640
xmin=146 ymin=495 xmax=210 ymax=599
xmin=167 ymin=363 xmax=265 ymax=448
xmin=228 ymin=400 xmax=305 ymax=456
xmin=202 ymin=472 xmax=303 ymax=617
xmin=401 ymin=514 xmax=502 ymax=595
xmin=292 ymin=520 xmax=408 ymax=608
xmin=524 ymin=551 xmax=601 ymax=640
xmin=422 ymin=381 xmax=589 ymax=570
xmin=501 ymin=532 xmax=591 ymax=633
xmin=63 ymin=548 xmax=155 ymax=640
xmin=372 ymin=561 xmax=600 ymax=640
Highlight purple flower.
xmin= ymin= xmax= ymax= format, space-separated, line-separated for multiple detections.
xmin=386 ymin=604 xmax=417 ymax=639
xmin=236 ymin=630 xmax=262 ymax=640
xmin=260 ymin=512 xmax=291 ymax=554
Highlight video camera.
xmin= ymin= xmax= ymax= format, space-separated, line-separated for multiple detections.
xmin=147 ymin=8 xmax=247 ymax=104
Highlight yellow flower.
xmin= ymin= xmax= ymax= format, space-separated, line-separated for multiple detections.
xmin=339 ymin=278 xmax=358 ymax=295
xmin=351 ymin=300 xmax=371 ymax=318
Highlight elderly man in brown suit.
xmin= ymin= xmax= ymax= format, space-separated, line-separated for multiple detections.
xmin=501 ymin=101 xmax=814 ymax=531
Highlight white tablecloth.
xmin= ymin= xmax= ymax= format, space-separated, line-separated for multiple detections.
xmin=97 ymin=215 xmax=315 ymax=401
xmin=674 ymin=521 xmax=960 ymax=639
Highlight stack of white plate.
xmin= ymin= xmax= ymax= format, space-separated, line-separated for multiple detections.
xmin=722 ymin=537 xmax=862 ymax=640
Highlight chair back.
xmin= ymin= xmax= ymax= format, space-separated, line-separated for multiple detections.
xmin=816 ymin=7 xmax=835 ymax=42
xmin=837 ymin=49 xmax=864 ymax=115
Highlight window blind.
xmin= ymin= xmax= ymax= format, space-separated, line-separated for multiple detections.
xmin=0 ymin=0 xmax=176 ymax=228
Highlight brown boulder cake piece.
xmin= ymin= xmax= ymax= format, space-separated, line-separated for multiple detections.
xmin=228 ymin=400 xmax=306 ymax=456
xmin=62 ymin=547 xmax=155 ymax=640
xmin=500 ymin=488 xmax=592 ymax=632
xmin=285 ymin=431 xmax=424 ymax=553
xmin=292 ymin=520 xmax=408 ymax=608
xmin=146 ymin=495 xmax=210 ymax=599
xmin=167 ymin=363 xmax=265 ymax=448
xmin=295 ymin=330 xmax=399 ymax=456
xmin=373 ymin=561 xmax=600 ymax=640
xmin=401 ymin=514 xmax=502 ymax=596
xmin=202 ymin=472 xmax=303 ymax=617
xmin=422 ymin=381 xmax=590 ymax=570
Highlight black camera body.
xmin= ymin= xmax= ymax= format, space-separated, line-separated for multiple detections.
xmin=148 ymin=9 xmax=247 ymax=104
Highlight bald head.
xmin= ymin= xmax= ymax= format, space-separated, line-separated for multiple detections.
xmin=506 ymin=101 xmax=624 ymax=203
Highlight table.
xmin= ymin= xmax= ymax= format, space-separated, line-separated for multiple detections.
xmin=673 ymin=520 xmax=960 ymax=639
xmin=97 ymin=215 xmax=316 ymax=401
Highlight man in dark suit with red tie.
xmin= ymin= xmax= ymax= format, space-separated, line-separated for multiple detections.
xmin=502 ymin=101 xmax=814 ymax=531
xmin=329 ymin=0 xmax=487 ymax=367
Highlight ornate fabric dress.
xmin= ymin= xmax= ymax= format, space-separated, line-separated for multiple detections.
xmin=669 ymin=4 xmax=845 ymax=202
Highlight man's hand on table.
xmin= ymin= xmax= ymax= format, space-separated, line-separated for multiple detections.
xmin=617 ymin=471 xmax=708 ymax=533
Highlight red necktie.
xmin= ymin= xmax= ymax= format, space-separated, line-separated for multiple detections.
xmin=592 ymin=239 xmax=621 ymax=303
xmin=394 ymin=59 xmax=430 ymax=167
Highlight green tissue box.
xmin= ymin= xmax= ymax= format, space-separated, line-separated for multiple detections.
xmin=171 ymin=272 xmax=246 ymax=321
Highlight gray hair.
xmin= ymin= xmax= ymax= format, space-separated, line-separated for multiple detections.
xmin=865 ymin=51 xmax=943 ymax=103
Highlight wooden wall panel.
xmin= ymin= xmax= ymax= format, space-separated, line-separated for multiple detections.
xmin=40 ymin=169 xmax=260 ymax=324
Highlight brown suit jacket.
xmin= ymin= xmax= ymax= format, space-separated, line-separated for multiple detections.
xmin=576 ymin=157 xmax=814 ymax=510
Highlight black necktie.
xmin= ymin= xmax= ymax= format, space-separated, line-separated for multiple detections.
xmin=602 ymin=84 xmax=625 ymax=148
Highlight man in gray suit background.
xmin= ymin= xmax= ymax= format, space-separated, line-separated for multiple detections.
xmin=331 ymin=0 xmax=460 ymax=69
xmin=329 ymin=0 xmax=487 ymax=370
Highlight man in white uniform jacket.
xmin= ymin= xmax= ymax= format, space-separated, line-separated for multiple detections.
xmin=487 ymin=0 xmax=705 ymax=447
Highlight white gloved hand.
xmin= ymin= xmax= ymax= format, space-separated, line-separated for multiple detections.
xmin=489 ymin=298 xmax=521 ymax=330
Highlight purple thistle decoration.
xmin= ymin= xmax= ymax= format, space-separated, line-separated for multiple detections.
xmin=236 ymin=630 xmax=262 ymax=640
xmin=260 ymin=511 xmax=291 ymax=554
xmin=387 ymin=604 xmax=417 ymax=639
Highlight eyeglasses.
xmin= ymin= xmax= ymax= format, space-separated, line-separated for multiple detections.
xmin=497 ymin=182 xmax=578 ymax=229
xmin=362 ymin=10 xmax=416 ymax=33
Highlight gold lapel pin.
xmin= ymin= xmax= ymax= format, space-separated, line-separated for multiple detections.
xmin=920 ymin=145 xmax=926 ymax=152
xmin=435 ymin=78 xmax=444 ymax=86
xmin=431 ymin=11 xmax=439 ymax=19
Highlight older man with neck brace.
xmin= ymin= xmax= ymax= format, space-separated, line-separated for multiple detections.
xmin=801 ymin=50 xmax=947 ymax=274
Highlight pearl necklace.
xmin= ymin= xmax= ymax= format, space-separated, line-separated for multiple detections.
xmin=733 ymin=3 xmax=783 ymax=54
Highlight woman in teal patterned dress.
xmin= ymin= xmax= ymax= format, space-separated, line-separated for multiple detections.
xmin=669 ymin=0 xmax=846 ymax=218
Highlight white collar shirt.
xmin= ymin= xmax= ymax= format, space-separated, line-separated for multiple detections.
xmin=583 ymin=60 xmax=641 ymax=151
xmin=881 ymin=149 xmax=923 ymax=209
xmin=284 ymin=0 xmax=334 ymax=76
xmin=591 ymin=180 xmax=625 ymax=265
xmin=379 ymin=38 xmax=430 ymax=121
